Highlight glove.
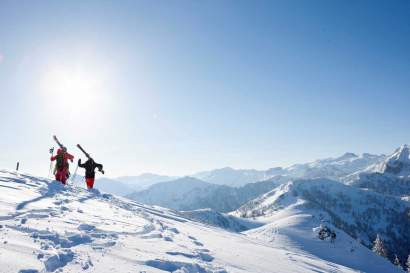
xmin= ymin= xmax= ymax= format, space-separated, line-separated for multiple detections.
xmin=78 ymin=159 xmax=81 ymax=165
xmin=101 ymin=170 xmax=105 ymax=175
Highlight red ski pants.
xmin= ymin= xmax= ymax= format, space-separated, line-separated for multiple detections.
xmin=86 ymin=178 xmax=95 ymax=189
xmin=55 ymin=169 xmax=68 ymax=185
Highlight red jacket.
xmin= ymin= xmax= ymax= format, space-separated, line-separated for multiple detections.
xmin=50 ymin=149 xmax=74 ymax=164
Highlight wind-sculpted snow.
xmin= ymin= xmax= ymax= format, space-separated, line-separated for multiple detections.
xmin=235 ymin=178 xmax=410 ymax=268
xmin=0 ymin=170 xmax=401 ymax=272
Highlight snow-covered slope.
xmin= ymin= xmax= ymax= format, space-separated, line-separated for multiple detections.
xmin=348 ymin=145 xmax=410 ymax=197
xmin=0 ymin=170 xmax=400 ymax=273
xmin=180 ymin=209 xmax=262 ymax=232
xmin=127 ymin=177 xmax=280 ymax=212
xmin=233 ymin=178 xmax=410 ymax=268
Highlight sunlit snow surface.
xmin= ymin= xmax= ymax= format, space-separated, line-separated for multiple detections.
xmin=0 ymin=170 xmax=400 ymax=273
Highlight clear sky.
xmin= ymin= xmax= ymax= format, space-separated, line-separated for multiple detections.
xmin=0 ymin=0 xmax=409 ymax=177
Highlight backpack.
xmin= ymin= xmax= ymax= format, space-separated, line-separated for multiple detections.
xmin=55 ymin=153 xmax=69 ymax=170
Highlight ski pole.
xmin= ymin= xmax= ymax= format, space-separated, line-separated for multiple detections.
xmin=70 ymin=164 xmax=79 ymax=185
xmin=48 ymin=147 xmax=54 ymax=178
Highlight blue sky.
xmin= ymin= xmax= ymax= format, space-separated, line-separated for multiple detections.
xmin=0 ymin=0 xmax=409 ymax=176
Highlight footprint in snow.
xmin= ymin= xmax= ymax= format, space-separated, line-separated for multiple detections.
xmin=166 ymin=250 xmax=214 ymax=262
xmin=136 ymin=224 xmax=156 ymax=236
xmin=144 ymin=259 xmax=227 ymax=273
xmin=193 ymin=240 xmax=204 ymax=247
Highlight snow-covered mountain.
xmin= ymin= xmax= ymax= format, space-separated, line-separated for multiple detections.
xmin=0 ymin=170 xmax=401 ymax=273
xmin=191 ymin=153 xmax=385 ymax=187
xmin=96 ymin=152 xmax=384 ymax=197
xmin=127 ymin=177 xmax=280 ymax=212
xmin=348 ymin=145 xmax=410 ymax=197
xmin=285 ymin=152 xmax=386 ymax=181
xmin=123 ymin=151 xmax=387 ymax=214
xmin=192 ymin=167 xmax=269 ymax=187
xmin=377 ymin=144 xmax=410 ymax=176
xmin=233 ymin=178 xmax=410 ymax=268
xmin=127 ymin=177 xmax=216 ymax=210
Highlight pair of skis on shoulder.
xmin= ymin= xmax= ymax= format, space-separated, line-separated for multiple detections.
xmin=51 ymin=135 xmax=102 ymax=183
xmin=52 ymin=135 xmax=91 ymax=159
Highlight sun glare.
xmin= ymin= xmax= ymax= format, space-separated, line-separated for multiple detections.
xmin=41 ymin=65 xmax=103 ymax=110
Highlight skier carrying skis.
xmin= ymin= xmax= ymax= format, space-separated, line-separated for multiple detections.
xmin=78 ymin=158 xmax=104 ymax=189
xmin=50 ymin=147 xmax=74 ymax=185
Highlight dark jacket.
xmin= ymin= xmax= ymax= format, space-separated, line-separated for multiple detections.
xmin=78 ymin=158 xmax=103 ymax=179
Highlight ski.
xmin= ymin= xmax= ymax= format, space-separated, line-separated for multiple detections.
xmin=77 ymin=144 xmax=91 ymax=159
xmin=53 ymin=135 xmax=65 ymax=149
xmin=77 ymin=144 xmax=104 ymax=174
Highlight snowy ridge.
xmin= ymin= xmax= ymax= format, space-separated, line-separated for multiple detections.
xmin=190 ymin=152 xmax=384 ymax=187
xmin=284 ymin=152 xmax=386 ymax=181
xmin=192 ymin=167 xmax=269 ymax=187
xmin=347 ymin=144 xmax=410 ymax=197
xmin=0 ymin=170 xmax=400 ymax=273
xmin=377 ymin=145 xmax=410 ymax=176
xmin=234 ymin=178 xmax=410 ymax=267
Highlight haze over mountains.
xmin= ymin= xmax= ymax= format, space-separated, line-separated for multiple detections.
xmin=120 ymin=144 xmax=410 ymax=269
xmin=98 ymin=150 xmax=386 ymax=197
xmin=127 ymin=177 xmax=280 ymax=212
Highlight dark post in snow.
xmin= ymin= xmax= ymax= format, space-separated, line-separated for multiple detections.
xmin=16 ymin=162 xmax=20 ymax=171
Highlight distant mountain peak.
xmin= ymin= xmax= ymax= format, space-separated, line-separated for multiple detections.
xmin=378 ymin=144 xmax=410 ymax=175
xmin=392 ymin=144 xmax=410 ymax=161
xmin=337 ymin=152 xmax=359 ymax=161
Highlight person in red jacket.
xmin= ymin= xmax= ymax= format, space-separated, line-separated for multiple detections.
xmin=50 ymin=147 xmax=74 ymax=185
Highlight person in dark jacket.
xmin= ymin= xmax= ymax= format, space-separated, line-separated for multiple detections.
xmin=78 ymin=158 xmax=104 ymax=189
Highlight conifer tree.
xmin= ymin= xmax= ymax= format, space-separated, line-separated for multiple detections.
xmin=406 ymin=254 xmax=410 ymax=273
xmin=372 ymin=234 xmax=388 ymax=258
xmin=394 ymin=254 xmax=403 ymax=270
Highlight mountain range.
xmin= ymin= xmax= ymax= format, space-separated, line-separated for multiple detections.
xmin=123 ymin=144 xmax=410 ymax=268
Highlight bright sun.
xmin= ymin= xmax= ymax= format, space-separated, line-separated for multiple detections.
xmin=38 ymin=60 xmax=112 ymax=133
xmin=41 ymin=65 xmax=103 ymax=110
xmin=43 ymin=65 xmax=101 ymax=106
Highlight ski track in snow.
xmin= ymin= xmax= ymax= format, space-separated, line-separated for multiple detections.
xmin=0 ymin=170 xmax=402 ymax=273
